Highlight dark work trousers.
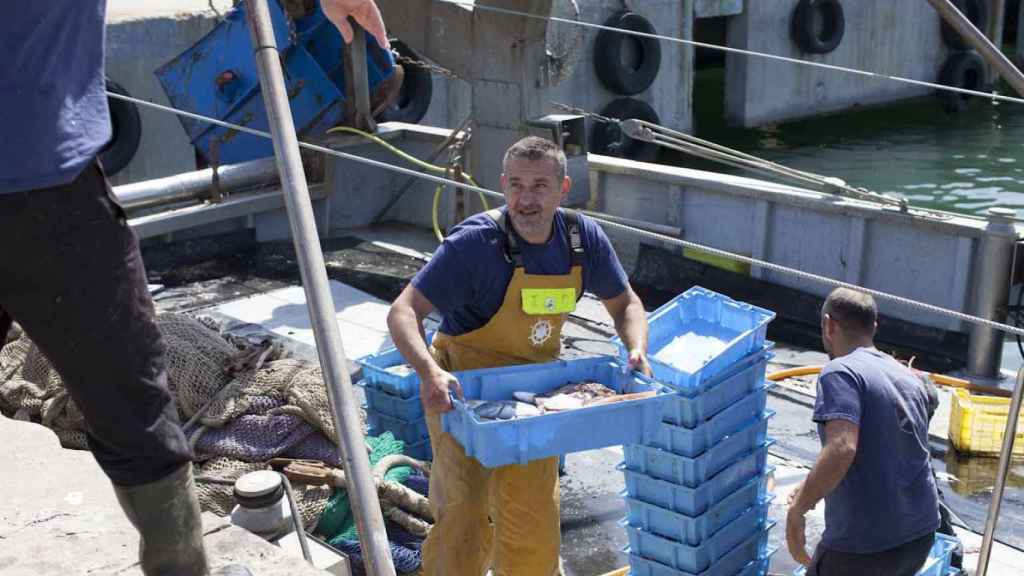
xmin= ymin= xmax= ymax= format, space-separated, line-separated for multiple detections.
xmin=0 ymin=161 xmax=193 ymax=486
xmin=808 ymin=532 xmax=935 ymax=576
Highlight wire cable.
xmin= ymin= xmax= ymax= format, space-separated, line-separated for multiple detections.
xmin=437 ymin=0 xmax=1024 ymax=106
xmin=106 ymin=90 xmax=1024 ymax=338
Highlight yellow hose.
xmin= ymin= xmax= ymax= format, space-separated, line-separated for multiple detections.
xmin=325 ymin=126 xmax=489 ymax=241
xmin=767 ymin=365 xmax=823 ymax=381
xmin=767 ymin=365 xmax=1012 ymax=397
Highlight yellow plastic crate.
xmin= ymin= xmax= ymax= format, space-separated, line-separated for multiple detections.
xmin=948 ymin=388 xmax=1024 ymax=457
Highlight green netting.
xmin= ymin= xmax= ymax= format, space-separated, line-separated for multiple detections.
xmin=316 ymin=431 xmax=412 ymax=542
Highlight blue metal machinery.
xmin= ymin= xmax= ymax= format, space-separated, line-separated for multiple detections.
xmin=156 ymin=0 xmax=396 ymax=164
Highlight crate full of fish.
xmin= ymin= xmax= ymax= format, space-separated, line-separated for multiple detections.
xmin=615 ymin=287 xmax=774 ymax=396
xmin=441 ymin=357 xmax=671 ymax=467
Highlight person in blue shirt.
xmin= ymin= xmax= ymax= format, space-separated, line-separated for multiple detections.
xmin=388 ymin=136 xmax=651 ymax=574
xmin=786 ymin=288 xmax=940 ymax=576
xmin=0 ymin=2 xmax=387 ymax=574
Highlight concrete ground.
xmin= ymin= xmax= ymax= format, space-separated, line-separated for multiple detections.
xmin=0 ymin=415 xmax=334 ymax=576
xmin=4 ymin=223 xmax=1024 ymax=575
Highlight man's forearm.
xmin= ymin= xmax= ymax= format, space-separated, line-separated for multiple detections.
xmin=614 ymin=294 xmax=648 ymax=353
xmin=386 ymin=304 xmax=441 ymax=377
xmin=794 ymin=441 xmax=856 ymax=513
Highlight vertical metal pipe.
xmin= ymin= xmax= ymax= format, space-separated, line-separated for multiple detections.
xmin=243 ymin=3 xmax=396 ymax=575
xmin=927 ymin=0 xmax=1024 ymax=97
xmin=1017 ymin=0 xmax=1024 ymax=68
xmin=989 ymin=0 xmax=1008 ymax=85
xmin=967 ymin=208 xmax=1017 ymax=378
xmin=976 ymin=366 xmax=1024 ymax=576
xmin=351 ymin=25 xmax=376 ymax=131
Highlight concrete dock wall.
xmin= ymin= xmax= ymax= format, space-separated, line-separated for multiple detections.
xmin=725 ymin=0 xmax=954 ymax=127
xmin=105 ymin=1 xmax=235 ymax=185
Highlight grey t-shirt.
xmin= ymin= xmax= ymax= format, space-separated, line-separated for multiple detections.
xmin=814 ymin=347 xmax=940 ymax=554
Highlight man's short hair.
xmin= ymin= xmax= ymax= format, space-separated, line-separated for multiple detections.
xmin=823 ymin=288 xmax=878 ymax=336
xmin=503 ymin=136 xmax=567 ymax=181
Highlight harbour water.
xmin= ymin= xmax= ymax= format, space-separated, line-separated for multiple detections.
xmin=691 ymin=71 xmax=1024 ymax=219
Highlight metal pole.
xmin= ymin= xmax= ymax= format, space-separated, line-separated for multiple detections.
xmin=976 ymin=365 xmax=1024 ymax=575
xmin=113 ymin=157 xmax=281 ymax=211
xmin=967 ymin=208 xmax=1017 ymax=379
xmin=988 ymin=0 xmax=1007 ymax=84
xmin=243 ymin=3 xmax=396 ymax=575
xmin=927 ymin=0 xmax=1024 ymax=97
xmin=351 ymin=25 xmax=376 ymax=132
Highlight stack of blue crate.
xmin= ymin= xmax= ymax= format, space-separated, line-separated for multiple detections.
xmin=357 ymin=345 xmax=433 ymax=461
xmin=615 ymin=287 xmax=778 ymax=576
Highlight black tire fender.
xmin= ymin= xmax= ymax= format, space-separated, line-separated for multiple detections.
xmin=589 ymin=97 xmax=661 ymax=163
xmin=790 ymin=0 xmax=846 ymax=55
xmin=594 ymin=11 xmax=662 ymax=96
xmin=100 ymin=78 xmax=142 ymax=177
xmin=378 ymin=40 xmax=433 ymax=125
xmin=941 ymin=0 xmax=990 ymax=50
xmin=937 ymin=51 xmax=987 ymax=114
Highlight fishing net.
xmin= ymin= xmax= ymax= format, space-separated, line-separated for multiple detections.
xmin=0 ymin=313 xmax=363 ymax=525
xmin=317 ymin=431 xmax=412 ymax=542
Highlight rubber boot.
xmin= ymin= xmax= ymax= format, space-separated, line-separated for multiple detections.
xmin=113 ymin=463 xmax=211 ymax=576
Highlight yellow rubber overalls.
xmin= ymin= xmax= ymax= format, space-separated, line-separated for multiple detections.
xmin=421 ymin=208 xmax=585 ymax=576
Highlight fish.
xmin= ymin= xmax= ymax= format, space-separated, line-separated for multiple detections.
xmin=466 ymin=400 xmax=542 ymax=421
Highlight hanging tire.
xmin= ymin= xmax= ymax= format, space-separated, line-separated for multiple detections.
xmin=378 ymin=40 xmax=433 ymax=125
xmin=790 ymin=0 xmax=845 ymax=55
xmin=941 ymin=0 xmax=990 ymax=50
xmin=100 ymin=78 xmax=142 ymax=177
xmin=594 ymin=11 xmax=662 ymax=96
xmin=937 ymin=51 xmax=987 ymax=114
xmin=589 ymin=98 xmax=661 ymax=162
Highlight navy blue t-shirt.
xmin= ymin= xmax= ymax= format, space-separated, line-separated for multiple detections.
xmin=0 ymin=1 xmax=110 ymax=193
xmin=814 ymin=347 xmax=940 ymax=554
xmin=413 ymin=208 xmax=629 ymax=336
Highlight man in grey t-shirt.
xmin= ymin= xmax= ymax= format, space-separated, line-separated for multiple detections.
xmin=786 ymin=288 xmax=940 ymax=575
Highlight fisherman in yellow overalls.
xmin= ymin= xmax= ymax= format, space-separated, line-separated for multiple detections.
xmin=388 ymin=136 xmax=651 ymax=575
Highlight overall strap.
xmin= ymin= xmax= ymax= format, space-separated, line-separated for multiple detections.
xmin=486 ymin=208 xmax=524 ymax=267
xmin=487 ymin=208 xmax=585 ymax=268
xmin=562 ymin=209 xmax=585 ymax=267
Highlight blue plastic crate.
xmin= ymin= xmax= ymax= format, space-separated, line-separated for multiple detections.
xmin=368 ymin=426 xmax=433 ymax=461
xmin=792 ymin=533 xmax=960 ymax=576
xmin=357 ymin=347 xmax=420 ymax=399
xmin=365 ymin=385 xmax=425 ymax=421
xmin=355 ymin=332 xmax=434 ymax=399
xmin=624 ymin=501 xmax=772 ymax=574
xmin=625 ymin=473 xmax=775 ymax=546
xmin=661 ymin=346 xmax=772 ymax=428
xmin=366 ymin=411 xmax=429 ymax=444
xmin=621 ymin=441 xmax=774 ymax=517
xmin=442 ymin=357 xmax=671 ymax=467
xmin=404 ymin=436 xmax=433 ymax=461
xmin=616 ymin=287 xmax=775 ymax=396
xmin=649 ymin=382 xmax=773 ymax=456
xmin=626 ymin=415 xmax=773 ymax=488
xmin=628 ymin=542 xmax=777 ymax=576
